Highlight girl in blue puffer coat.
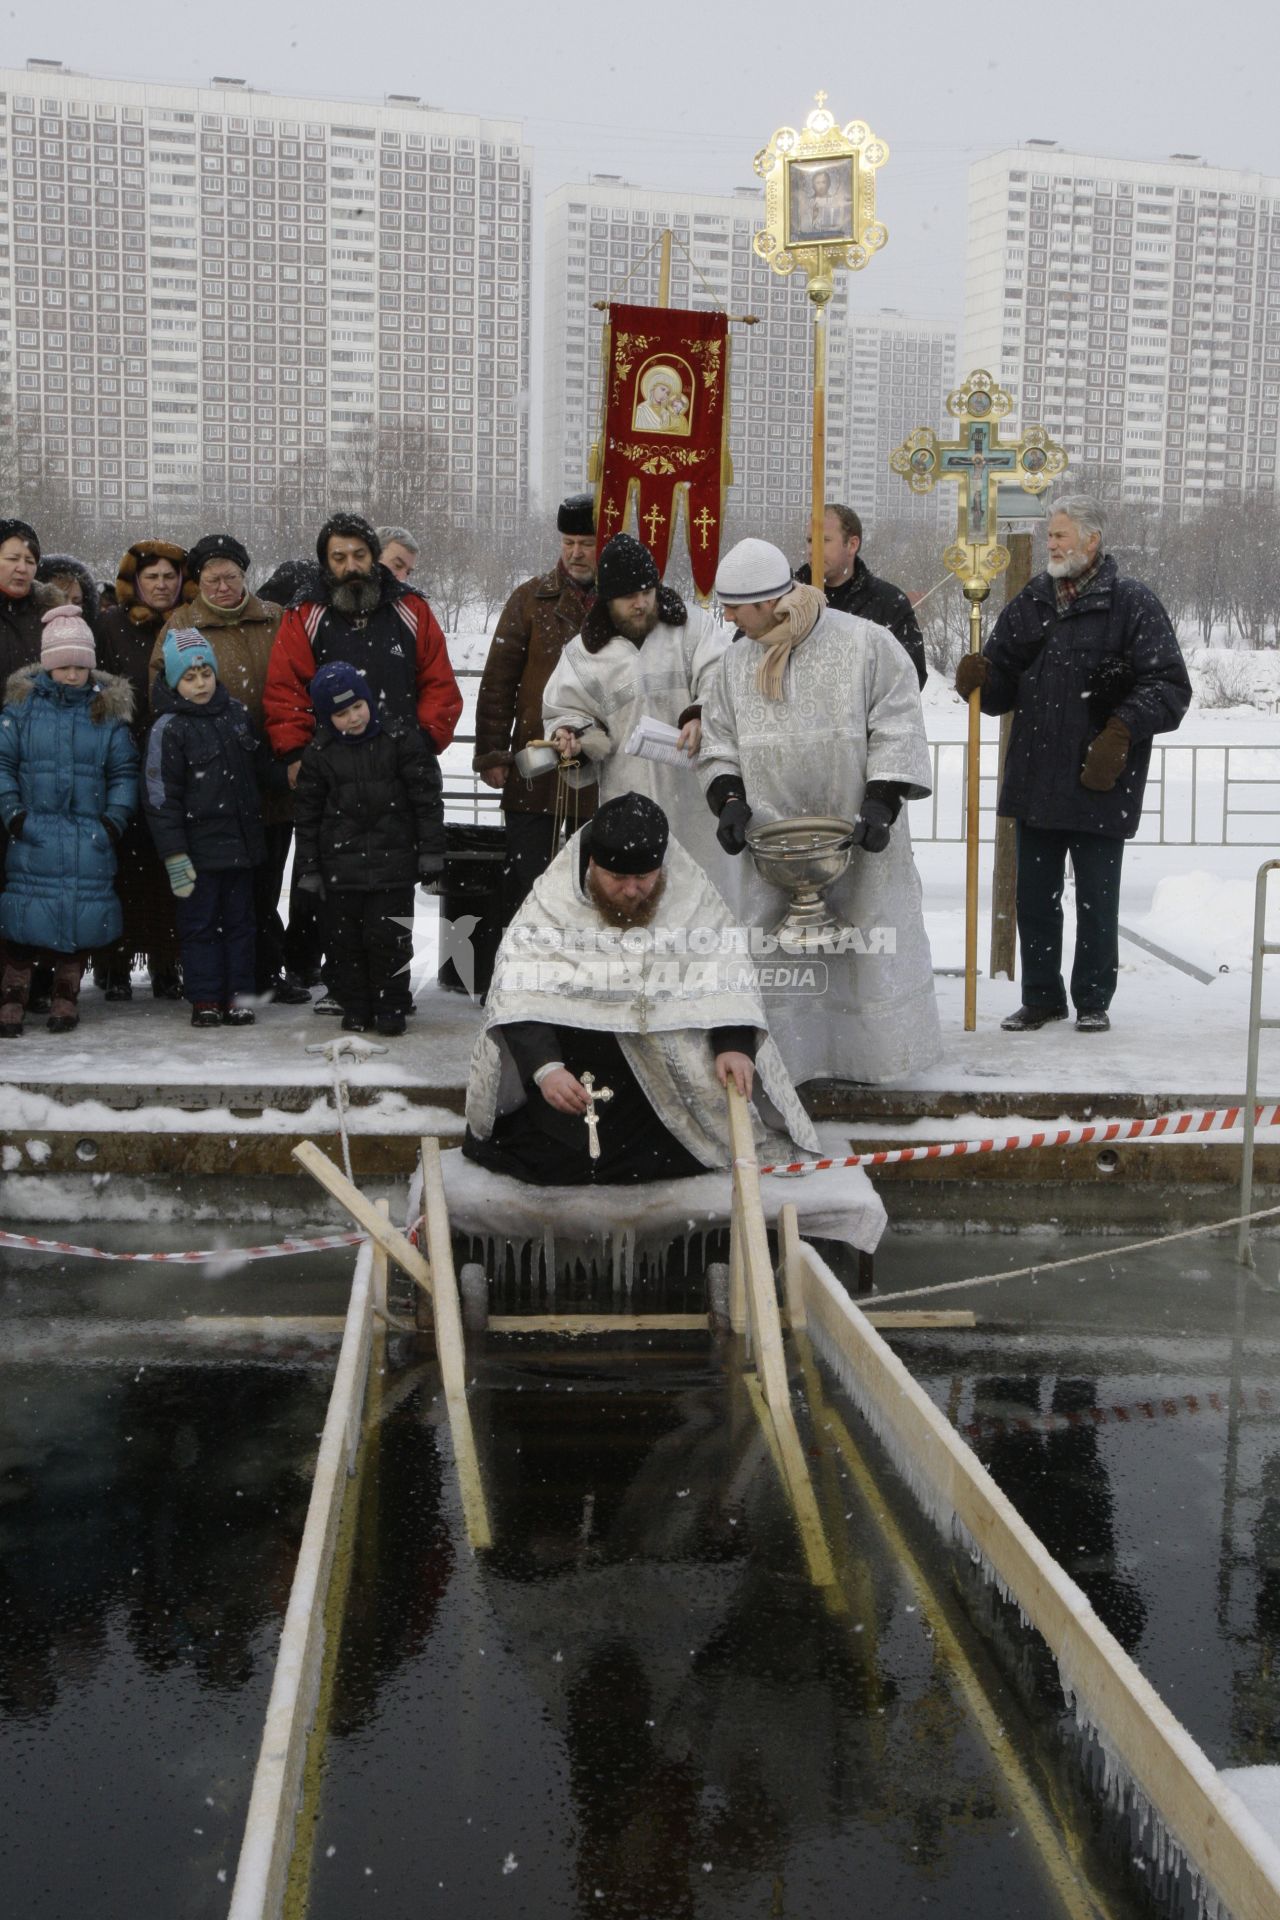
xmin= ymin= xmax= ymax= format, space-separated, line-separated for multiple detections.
xmin=0 ymin=607 xmax=138 ymax=1035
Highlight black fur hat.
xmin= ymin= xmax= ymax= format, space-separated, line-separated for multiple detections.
xmin=188 ymin=532 xmax=251 ymax=580
xmin=557 ymin=492 xmax=595 ymax=536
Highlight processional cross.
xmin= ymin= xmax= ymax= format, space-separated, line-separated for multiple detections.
xmin=891 ymin=370 xmax=1066 ymax=1031
xmin=580 ymin=1071 xmax=614 ymax=1161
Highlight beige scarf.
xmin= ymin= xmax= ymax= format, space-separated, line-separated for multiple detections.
xmin=751 ymin=581 xmax=826 ymax=701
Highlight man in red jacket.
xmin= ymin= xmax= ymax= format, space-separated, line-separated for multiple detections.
xmin=264 ymin=513 xmax=461 ymax=774
xmin=264 ymin=512 xmax=462 ymax=1013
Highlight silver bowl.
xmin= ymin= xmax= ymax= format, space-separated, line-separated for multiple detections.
xmin=745 ymin=815 xmax=857 ymax=946
xmin=514 ymin=740 xmax=562 ymax=779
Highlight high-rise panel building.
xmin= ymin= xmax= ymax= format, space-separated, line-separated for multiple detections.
xmin=0 ymin=59 xmax=532 ymax=529
xmin=542 ymin=177 xmax=856 ymax=541
xmin=840 ymin=308 xmax=957 ymax=531
xmin=966 ymin=143 xmax=1280 ymax=509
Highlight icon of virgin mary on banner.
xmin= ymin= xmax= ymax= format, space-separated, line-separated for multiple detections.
xmin=591 ymin=302 xmax=731 ymax=597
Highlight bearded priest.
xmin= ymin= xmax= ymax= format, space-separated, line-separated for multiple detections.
xmin=462 ymin=791 xmax=819 ymax=1186
xmin=698 ymin=539 xmax=941 ymax=1088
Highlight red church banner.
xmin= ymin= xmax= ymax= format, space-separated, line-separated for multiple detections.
xmin=592 ymin=303 xmax=731 ymax=598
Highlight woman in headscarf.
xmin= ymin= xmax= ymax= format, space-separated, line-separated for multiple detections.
xmin=94 ymin=538 xmax=191 ymax=998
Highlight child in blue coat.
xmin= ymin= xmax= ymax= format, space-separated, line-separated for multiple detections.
xmin=143 ymin=629 xmax=281 ymax=1028
xmin=0 ymin=606 xmax=138 ymax=1035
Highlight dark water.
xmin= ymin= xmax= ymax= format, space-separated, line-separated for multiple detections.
xmin=8 ymin=1223 xmax=1279 ymax=1918
xmin=302 ymin=1337 xmax=1146 ymax=1920
xmin=891 ymin=1230 xmax=1280 ymax=1774
xmin=0 ymin=1232 xmax=351 ymax=1919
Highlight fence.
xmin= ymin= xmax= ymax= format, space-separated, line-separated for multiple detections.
xmin=441 ymin=670 xmax=1280 ymax=849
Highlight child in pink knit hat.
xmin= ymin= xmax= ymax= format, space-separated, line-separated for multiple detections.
xmin=0 ymin=608 xmax=138 ymax=1034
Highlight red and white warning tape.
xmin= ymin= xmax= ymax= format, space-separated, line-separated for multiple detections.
xmin=963 ymin=1384 xmax=1275 ymax=1441
xmin=756 ymin=1101 xmax=1280 ymax=1177
xmin=0 ymin=1228 xmax=365 ymax=1265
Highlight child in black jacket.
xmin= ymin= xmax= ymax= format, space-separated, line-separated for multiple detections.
xmin=144 ymin=629 xmax=279 ymax=1028
xmin=293 ymin=661 xmax=444 ymax=1036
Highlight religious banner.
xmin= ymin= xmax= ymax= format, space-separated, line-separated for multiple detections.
xmin=592 ymin=302 xmax=730 ymax=597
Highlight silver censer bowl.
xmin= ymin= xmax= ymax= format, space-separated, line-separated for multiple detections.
xmin=745 ymin=815 xmax=858 ymax=947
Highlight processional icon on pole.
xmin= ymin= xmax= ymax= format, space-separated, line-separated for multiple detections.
xmin=753 ymin=93 xmax=888 ymax=588
xmin=891 ymin=371 xmax=1067 ymax=1031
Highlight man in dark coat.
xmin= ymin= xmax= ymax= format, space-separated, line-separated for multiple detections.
xmin=292 ymin=661 xmax=444 ymax=1036
xmin=957 ymin=493 xmax=1190 ymax=1033
xmin=796 ymin=503 xmax=927 ymax=688
xmin=473 ymin=491 xmax=597 ymax=920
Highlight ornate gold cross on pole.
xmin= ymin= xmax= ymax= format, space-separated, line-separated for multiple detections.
xmin=891 ymin=370 xmax=1066 ymax=1032
xmin=580 ymin=1071 xmax=614 ymax=1161
xmin=753 ymin=95 xmax=888 ymax=588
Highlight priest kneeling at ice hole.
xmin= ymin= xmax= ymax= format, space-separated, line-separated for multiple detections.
xmin=462 ymin=791 xmax=821 ymax=1185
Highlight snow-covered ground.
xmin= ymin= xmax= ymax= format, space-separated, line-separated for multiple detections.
xmin=2 ymin=622 xmax=1279 ymax=1123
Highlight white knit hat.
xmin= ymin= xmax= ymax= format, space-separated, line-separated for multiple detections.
xmin=713 ymin=538 xmax=794 ymax=605
xmin=40 ymin=604 xmax=96 ymax=670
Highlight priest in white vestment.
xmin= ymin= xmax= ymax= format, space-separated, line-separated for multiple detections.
xmin=463 ymin=791 xmax=820 ymax=1184
xmin=698 ymin=539 xmax=941 ymax=1087
xmin=542 ymin=532 xmax=738 ymax=904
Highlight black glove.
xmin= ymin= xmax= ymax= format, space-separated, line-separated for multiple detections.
xmin=418 ymin=853 xmax=445 ymax=896
xmin=6 ymin=811 xmax=25 ymax=841
xmin=850 ymin=797 xmax=894 ymax=854
xmin=296 ymin=871 xmax=325 ymax=900
xmin=99 ymin=815 xmax=121 ymax=844
xmin=716 ymin=797 xmax=753 ymax=856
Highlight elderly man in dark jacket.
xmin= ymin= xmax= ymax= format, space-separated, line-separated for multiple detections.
xmin=796 ymin=503 xmax=927 ymax=688
xmin=473 ymin=491 xmax=597 ymax=920
xmin=956 ymin=493 xmax=1190 ymax=1034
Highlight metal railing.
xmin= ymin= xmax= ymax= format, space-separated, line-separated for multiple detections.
xmin=442 ymin=670 xmax=1280 ymax=848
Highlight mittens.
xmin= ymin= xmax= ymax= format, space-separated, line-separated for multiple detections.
xmin=1080 ymin=716 xmax=1131 ymax=792
xmin=164 ymin=853 xmax=197 ymax=898
xmin=850 ymin=797 xmax=894 ymax=854
xmin=716 ymin=797 xmax=753 ymax=856
xmin=955 ymin=654 xmax=989 ymax=700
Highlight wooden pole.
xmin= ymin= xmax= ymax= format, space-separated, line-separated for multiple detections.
xmin=810 ymin=286 xmax=827 ymax=590
xmin=292 ymin=1141 xmax=433 ymax=1299
xmin=419 ymin=1138 xmax=493 ymax=1552
xmin=989 ymin=532 xmax=1032 ymax=980
xmin=962 ymin=579 xmax=990 ymax=1031
xmin=657 ymin=228 xmax=672 ymax=308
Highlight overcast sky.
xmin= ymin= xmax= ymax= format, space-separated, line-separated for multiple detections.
xmin=13 ymin=0 xmax=1279 ymax=327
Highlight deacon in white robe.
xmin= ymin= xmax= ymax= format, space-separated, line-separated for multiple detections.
xmin=464 ymin=791 xmax=820 ymax=1185
xmin=542 ymin=531 xmax=737 ymax=904
xmin=699 ymin=538 xmax=941 ymax=1087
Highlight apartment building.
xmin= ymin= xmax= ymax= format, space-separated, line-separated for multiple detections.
xmin=0 ymin=59 xmax=532 ymax=528
xmin=841 ymin=308 xmax=957 ymax=530
xmin=966 ymin=143 xmax=1280 ymax=508
xmin=542 ymin=177 xmax=860 ymax=538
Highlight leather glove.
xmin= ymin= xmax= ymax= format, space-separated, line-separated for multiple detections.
xmin=164 ymin=853 xmax=197 ymax=899
xmin=100 ymin=815 xmax=121 ymax=844
xmin=295 ymin=871 xmax=325 ymax=900
xmin=6 ymin=811 xmax=25 ymax=841
xmin=850 ymin=797 xmax=895 ymax=854
xmin=955 ymin=654 xmax=990 ymax=700
xmin=418 ymin=853 xmax=445 ymax=897
xmin=1080 ymin=716 xmax=1131 ymax=792
xmin=716 ymin=797 xmax=753 ymax=856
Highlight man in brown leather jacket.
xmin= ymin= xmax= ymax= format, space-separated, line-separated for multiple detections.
xmin=473 ymin=492 xmax=597 ymax=920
